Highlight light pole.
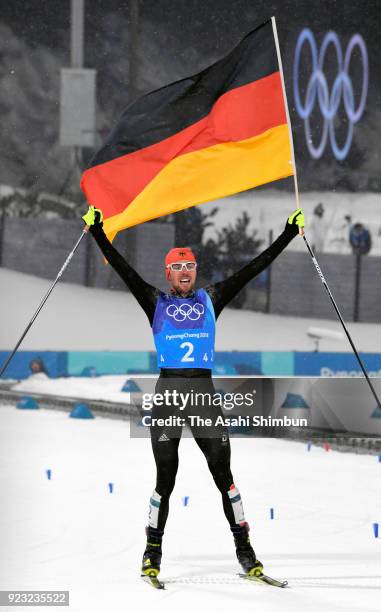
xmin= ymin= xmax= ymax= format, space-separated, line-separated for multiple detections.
xmin=70 ymin=0 xmax=84 ymax=173
xmin=129 ymin=0 xmax=139 ymax=104
xmin=71 ymin=0 xmax=84 ymax=69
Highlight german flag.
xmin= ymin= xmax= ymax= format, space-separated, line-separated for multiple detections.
xmin=81 ymin=19 xmax=293 ymax=242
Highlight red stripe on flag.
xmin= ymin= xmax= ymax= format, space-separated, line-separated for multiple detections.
xmin=81 ymin=72 xmax=286 ymax=218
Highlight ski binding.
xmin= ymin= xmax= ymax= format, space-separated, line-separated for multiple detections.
xmin=141 ymin=572 xmax=165 ymax=589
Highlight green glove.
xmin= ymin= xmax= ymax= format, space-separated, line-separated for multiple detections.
xmin=286 ymin=208 xmax=304 ymax=233
xmin=82 ymin=205 xmax=104 ymax=226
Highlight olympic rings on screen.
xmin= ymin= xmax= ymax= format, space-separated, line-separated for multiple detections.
xmin=293 ymin=29 xmax=368 ymax=160
xmin=166 ymin=302 xmax=205 ymax=322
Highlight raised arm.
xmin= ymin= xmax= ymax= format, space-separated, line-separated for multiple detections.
xmin=207 ymin=209 xmax=304 ymax=319
xmin=84 ymin=207 xmax=159 ymax=325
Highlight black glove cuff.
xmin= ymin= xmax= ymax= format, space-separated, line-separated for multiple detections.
xmin=88 ymin=222 xmax=104 ymax=236
xmin=284 ymin=221 xmax=299 ymax=237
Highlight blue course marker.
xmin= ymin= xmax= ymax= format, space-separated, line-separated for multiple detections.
xmin=373 ymin=523 xmax=379 ymax=538
xmin=46 ymin=469 xmax=52 ymax=480
xmin=121 ymin=379 xmax=141 ymax=392
xmin=182 ymin=496 xmax=189 ymax=506
xmin=80 ymin=366 xmax=98 ymax=377
xmin=108 ymin=483 xmax=114 ymax=494
xmin=17 ymin=396 xmax=39 ymax=410
xmin=69 ymin=403 xmax=94 ymax=419
xmin=270 ymin=507 xmax=275 ymax=520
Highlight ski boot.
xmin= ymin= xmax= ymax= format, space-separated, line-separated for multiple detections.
xmin=141 ymin=526 xmax=163 ymax=579
xmin=231 ymin=522 xmax=263 ymax=577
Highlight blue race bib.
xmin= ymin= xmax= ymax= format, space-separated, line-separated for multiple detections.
xmin=152 ymin=289 xmax=215 ymax=369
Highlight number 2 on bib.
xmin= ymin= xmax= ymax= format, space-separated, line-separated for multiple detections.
xmin=180 ymin=341 xmax=194 ymax=362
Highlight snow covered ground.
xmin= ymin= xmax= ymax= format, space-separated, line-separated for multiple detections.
xmin=0 ymin=404 xmax=380 ymax=612
xmin=12 ymin=373 xmax=134 ymax=403
xmin=1 ymin=267 xmax=380 ymax=353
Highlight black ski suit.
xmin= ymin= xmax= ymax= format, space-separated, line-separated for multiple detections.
xmin=90 ymin=221 xmax=297 ymax=529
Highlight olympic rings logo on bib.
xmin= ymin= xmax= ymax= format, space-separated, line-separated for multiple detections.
xmin=293 ymin=29 xmax=368 ymax=161
xmin=166 ymin=302 xmax=205 ymax=322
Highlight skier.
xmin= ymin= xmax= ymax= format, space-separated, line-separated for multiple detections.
xmin=82 ymin=205 xmax=304 ymax=585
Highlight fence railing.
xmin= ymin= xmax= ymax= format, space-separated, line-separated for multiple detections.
xmin=0 ymin=218 xmax=380 ymax=323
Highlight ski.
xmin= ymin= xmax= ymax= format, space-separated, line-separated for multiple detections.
xmin=141 ymin=572 xmax=287 ymax=589
xmin=141 ymin=573 xmax=165 ymax=589
xmin=239 ymin=573 xmax=288 ymax=588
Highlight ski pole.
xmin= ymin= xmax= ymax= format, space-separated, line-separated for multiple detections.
xmin=0 ymin=226 xmax=90 ymax=378
xmin=302 ymin=232 xmax=381 ymax=411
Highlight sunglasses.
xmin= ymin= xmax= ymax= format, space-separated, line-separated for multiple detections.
xmin=166 ymin=261 xmax=197 ymax=271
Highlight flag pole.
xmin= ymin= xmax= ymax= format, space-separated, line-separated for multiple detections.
xmin=0 ymin=226 xmax=90 ymax=379
xmin=271 ymin=16 xmax=301 ymax=209
xmin=270 ymin=16 xmax=381 ymax=412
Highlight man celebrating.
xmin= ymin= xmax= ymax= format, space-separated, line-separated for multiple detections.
xmin=83 ymin=205 xmax=304 ymax=586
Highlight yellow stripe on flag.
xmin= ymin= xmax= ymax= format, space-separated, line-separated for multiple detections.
xmin=103 ymin=124 xmax=293 ymax=242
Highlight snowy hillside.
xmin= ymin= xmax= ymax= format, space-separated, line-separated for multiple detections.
xmin=1 ymin=267 xmax=380 ymax=353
